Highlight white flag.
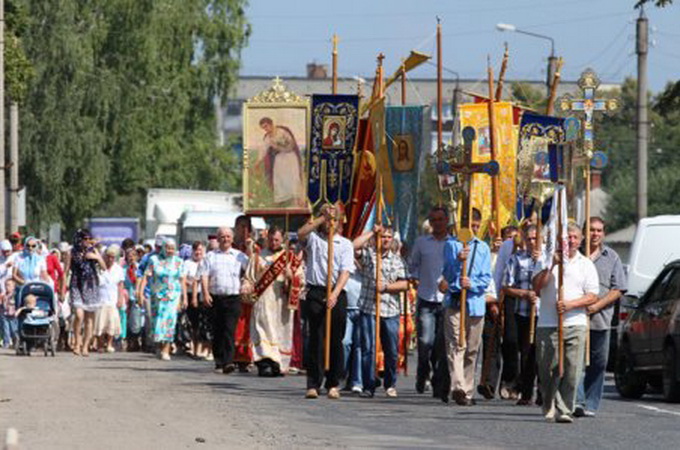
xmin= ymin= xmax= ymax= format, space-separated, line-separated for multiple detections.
xmin=540 ymin=185 xmax=568 ymax=269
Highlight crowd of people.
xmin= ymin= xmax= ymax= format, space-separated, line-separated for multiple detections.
xmin=0 ymin=205 xmax=625 ymax=424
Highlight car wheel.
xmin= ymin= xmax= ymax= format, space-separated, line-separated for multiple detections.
xmin=615 ymin=342 xmax=646 ymax=399
xmin=662 ymin=344 xmax=680 ymax=403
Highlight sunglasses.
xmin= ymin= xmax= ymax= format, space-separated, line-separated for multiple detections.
xmin=27 ymin=244 xmax=37 ymax=249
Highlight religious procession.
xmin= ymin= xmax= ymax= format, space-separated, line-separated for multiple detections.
xmin=3 ymin=1 xmax=680 ymax=448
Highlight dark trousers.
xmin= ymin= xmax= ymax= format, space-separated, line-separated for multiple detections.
xmin=303 ymin=285 xmax=347 ymax=390
xmin=416 ymin=299 xmax=446 ymax=388
xmin=211 ymin=294 xmax=241 ymax=368
xmin=501 ymin=297 xmax=520 ymax=385
xmin=516 ymin=314 xmax=537 ymax=400
xmin=479 ymin=310 xmax=501 ymax=390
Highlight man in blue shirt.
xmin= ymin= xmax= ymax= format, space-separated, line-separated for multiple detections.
xmin=441 ymin=208 xmax=493 ymax=406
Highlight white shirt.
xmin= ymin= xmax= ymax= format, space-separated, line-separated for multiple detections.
xmin=182 ymin=259 xmax=204 ymax=294
xmin=199 ymin=248 xmax=248 ymax=296
xmin=408 ymin=234 xmax=449 ymax=303
xmin=98 ymin=264 xmax=124 ymax=307
xmin=493 ymin=239 xmax=515 ymax=292
xmin=536 ymin=251 xmax=599 ymax=328
xmin=304 ymin=231 xmax=355 ymax=287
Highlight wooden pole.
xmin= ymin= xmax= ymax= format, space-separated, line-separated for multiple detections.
xmin=487 ymin=56 xmax=501 ymax=239
xmin=436 ymin=18 xmax=443 ymax=160
xmin=495 ymin=43 xmax=509 ymax=101
xmin=459 ymin=242 xmax=468 ymax=349
xmin=401 ymin=61 xmax=407 ymax=106
xmin=324 ymin=214 xmax=335 ymax=372
xmin=546 ymin=58 xmax=563 ymax=115
xmin=530 ymin=201 xmax=541 ymax=345
xmin=332 ymin=34 xmax=338 ymax=94
xmin=402 ymin=288 xmax=409 ymax=376
xmin=585 ymin=164 xmax=592 ymax=367
xmin=375 ymin=176 xmax=384 ymax=372
xmin=9 ymin=102 xmax=19 ymax=233
xmin=557 ymin=187 xmax=565 ymax=377
xmin=0 ymin=0 xmax=5 ymax=239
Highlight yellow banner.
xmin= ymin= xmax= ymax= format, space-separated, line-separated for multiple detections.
xmin=459 ymin=102 xmax=517 ymax=236
xmin=370 ymin=97 xmax=395 ymax=205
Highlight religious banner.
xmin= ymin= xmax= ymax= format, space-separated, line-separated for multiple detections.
xmin=242 ymin=78 xmax=310 ymax=215
xmin=370 ymin=97 xmax=396 ymax=206
xmin=308 ymin=94 xmax=360 ymax=207
xmin=344 ymin=119 xmax=376 ymax=240
xmin=386 ymin=105 xmax=426 ymax=246
xmin=517 ymin=112 xmax=565 ymax=211
xmin=458 ymin=101 xmax=517 ymax=235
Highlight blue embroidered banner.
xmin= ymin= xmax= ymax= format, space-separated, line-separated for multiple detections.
xmin=308 ymin=95 xmax=360 ymax=206
xmin=386 ymin=105 xmax=425 ymax=247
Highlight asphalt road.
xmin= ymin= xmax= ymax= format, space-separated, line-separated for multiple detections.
xmin=1 ymin=349 xmax=679 ymax=449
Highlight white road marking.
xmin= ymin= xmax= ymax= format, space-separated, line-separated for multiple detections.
xmin=636 ymin=404 xmax=680 ymax=417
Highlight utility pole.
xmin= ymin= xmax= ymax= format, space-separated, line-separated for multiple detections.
xmin=636 ymin=7 xmax=648 ymax=220
xmin=0 ymin=0 xmax=6 ymax=239
xmin=547 ymin=55 xmax=558 ymax=97
xmin=10 ymin=102 xmax=18 ymax=232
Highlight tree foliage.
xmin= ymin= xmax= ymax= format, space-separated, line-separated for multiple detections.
xmin=635 ymin=0 xmax=674 ymax=7
xmin=19 ymin=0 xmax=249 ymax=235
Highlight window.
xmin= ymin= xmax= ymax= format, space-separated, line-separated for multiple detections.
xmin=644 ymin=269 xmax=675 ymax=305
xmin=662 ymin=268 xmax=680 ymax=300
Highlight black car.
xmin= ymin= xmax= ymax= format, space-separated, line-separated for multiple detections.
xmin=615 ymin=260 xmax=680 ymax=402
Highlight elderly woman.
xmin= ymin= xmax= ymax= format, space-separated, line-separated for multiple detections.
xmin=94 ymin=245 xmax=125 ymax=353
xmin=138 ymin=238 xmax=184 ymax=361
xmin=12 ymin=236 xmax=50 ymax=287
xmin=63 ymin=229 xmax=105 ymax=356
xmin=182 ymin=241 xmax=211 ymax=360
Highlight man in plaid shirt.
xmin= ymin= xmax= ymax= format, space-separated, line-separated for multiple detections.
xmin=353 ymin=225 xmax=408 ymax=398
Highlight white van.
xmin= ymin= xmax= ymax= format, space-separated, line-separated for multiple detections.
xmin=178 ymin=211 xmax=266 ymax=245
xmin=626 ymin=215 xmax=680 ymax=298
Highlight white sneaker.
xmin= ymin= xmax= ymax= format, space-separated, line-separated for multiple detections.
xmin=386 ymin=387 xmax=398 ymax=398
xmin=556 ymin=413 xmax=574 ymax=424
xmin=160 ymin=353 xmax=171 ymax=361
xmin=351 ymin=386 xmax=363 ymax=394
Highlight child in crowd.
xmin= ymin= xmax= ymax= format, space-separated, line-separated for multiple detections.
xmin=0 ymin=279 xmax=18 ymax=348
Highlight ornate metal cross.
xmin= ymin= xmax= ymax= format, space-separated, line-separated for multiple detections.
xmin=436 ymin=126 xmax=499 ymax=241
xmin=558 ymin=68 xmax=618 ymax=158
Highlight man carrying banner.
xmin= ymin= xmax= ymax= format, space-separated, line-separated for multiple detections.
xmin=533 ymin=222 xmax=598 ymax=423
xmin=353 ymin=225 xmax=408 ymax=398
xmin=298 ymin=204 xmax=354 ymax=399
xmin=440 ymin=208 xmax=493 ymax=406
xmin=408 ymin=206 xmax=451 ymax=395
xmin=243 ymin=226 xmax=305 ymax=377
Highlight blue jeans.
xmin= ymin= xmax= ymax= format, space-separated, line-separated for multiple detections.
xmin=342 ymin=309 xmax=362 ymax=389
xmin=416 ymin=298 xmax=445 ymax=384
xmin=577 ymin=329 xmax=611 ymax=412
xmin=360 ymin=313 xmax=399 ymax=393
xmin=0 ymin=315 xmax=18 ymax=348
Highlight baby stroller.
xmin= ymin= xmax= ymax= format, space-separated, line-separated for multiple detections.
xmin=15 ymin=281 xmax=58 ymax=357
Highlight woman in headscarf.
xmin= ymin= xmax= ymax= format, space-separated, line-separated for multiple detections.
xmin=63 ymin=229 xmax=105 ymax=356
xmin=123 ymin=247 xmax=142 ymax=351
xmin=12 ymin=236 xmax=50 ymax=287
xmin=94 ymin=245 xmax=124 ymax=353
xmin=138 ymin=238 xmax=184 ymax=361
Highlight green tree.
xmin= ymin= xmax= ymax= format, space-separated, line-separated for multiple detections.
xmin=19 ymin=0 xmax=249 ymax=235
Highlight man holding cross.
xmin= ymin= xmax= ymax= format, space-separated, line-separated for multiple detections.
xmin=440 ymin=208 xmax=493 ymax=406
xmin=297 ymin=204 xmax=354 ymax=400
xmin=533 ymin=222 xmax=599 ymax=423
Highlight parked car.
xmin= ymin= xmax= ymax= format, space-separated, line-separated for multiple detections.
xmin=615 ymin=259 xmax=680 ymax=402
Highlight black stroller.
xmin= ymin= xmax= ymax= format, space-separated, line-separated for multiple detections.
xmin=15 ymin=281 xmax=58 ymax=357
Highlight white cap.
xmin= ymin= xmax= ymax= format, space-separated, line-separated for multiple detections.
xmin=0 ymin=240 xmax=11 ymax=251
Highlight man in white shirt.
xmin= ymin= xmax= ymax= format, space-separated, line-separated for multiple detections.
xmin=533 ymin=223 xmax=598 ymax=424
xmin=200 ymin=227 xmax=249 ymax=374
xmin=297 ymin=204 xmax=354 ymax=400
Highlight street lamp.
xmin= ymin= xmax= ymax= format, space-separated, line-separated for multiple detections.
xmin=496 ymin=23 xmax=557 ymax=96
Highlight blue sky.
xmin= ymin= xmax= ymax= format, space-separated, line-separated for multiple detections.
xmin=240 ymin=0 xmax=679 ymax=93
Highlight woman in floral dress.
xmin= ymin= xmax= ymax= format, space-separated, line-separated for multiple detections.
xmin=138 ymin=238 xmax=184 ymax=361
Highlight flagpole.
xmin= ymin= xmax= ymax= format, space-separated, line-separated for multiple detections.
xmin=545 ymin=58 xmax=563 ymax=115
xmin=487 ymin=56 xmax=501 ymax=239
xmin=495 ymin=43 xmax=509 ymax=101
xmin=436 ymin=18 xmax=443 ymax=160
xmin=401 ymin=60 xmax=407 ymax=106
xmin=557 ymin=186 xmax=565 ymax=377
xmin=332 ymin=34 xmax=338 ymax=94
xmin=324 ymin=212 xmax=335 ymax=372
xmin=375 ymin=175 xmax=384 ymax=372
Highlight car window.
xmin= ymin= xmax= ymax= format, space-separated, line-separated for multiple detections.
xmin=644 ymin=268 xmax=675 ymax=305
xmin=636 ymin=225 xmax=680 ymax=278
xmin=663 ymin=268 xmax=680 ymax=300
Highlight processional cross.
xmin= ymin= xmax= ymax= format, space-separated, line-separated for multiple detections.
xmin=436 ymin=126 xmax=498 ymax=347
xmin=558 ymin=68 xmax=618 ymax=254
